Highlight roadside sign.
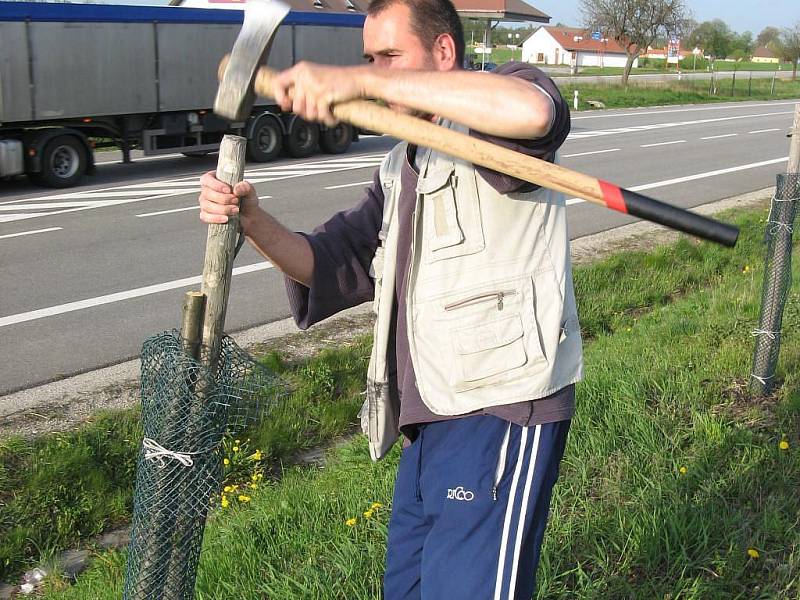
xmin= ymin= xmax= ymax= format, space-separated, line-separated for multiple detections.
xmin=591 ymin=31 xmax=601 ymax=41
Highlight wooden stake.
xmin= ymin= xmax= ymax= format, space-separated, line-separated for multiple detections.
xmin=181 ymin=291 xmax=206 ymax=360
xmin=788 ymin=104 xmax=800 ymax=175
xmin=201 ymin=134 xmax=247 ymax=366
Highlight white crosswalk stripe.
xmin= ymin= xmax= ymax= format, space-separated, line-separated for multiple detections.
xmin=0 ymin=153 xmax=388 ymax=224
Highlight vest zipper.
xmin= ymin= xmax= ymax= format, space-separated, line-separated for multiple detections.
xmin=492 ymin=422 xmax=512 ymax=501
xmin=444 ymin=290 xmax=517 ymax=313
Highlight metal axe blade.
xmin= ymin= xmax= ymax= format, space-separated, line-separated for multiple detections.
xmin=214 ymin=0 xmax=291 ymax=122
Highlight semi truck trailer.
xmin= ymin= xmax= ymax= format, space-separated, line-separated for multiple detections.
xmin=0 ymin=1 xmax=366 ymax=187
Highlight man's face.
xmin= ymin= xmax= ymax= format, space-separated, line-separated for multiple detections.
xmin=363 ymin=3 xmax=435 ymax=71
xmin=363 ymin=3 xmax=454 ymax=116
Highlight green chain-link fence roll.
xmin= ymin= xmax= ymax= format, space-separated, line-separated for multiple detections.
xmin=123 ymin=330 xmax=286 ymax=600
xmin=750 ymin=173 xmax=800 ymax=397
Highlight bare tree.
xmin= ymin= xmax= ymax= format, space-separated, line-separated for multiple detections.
xmin=580 ymin=0 xmax=688 ymax=86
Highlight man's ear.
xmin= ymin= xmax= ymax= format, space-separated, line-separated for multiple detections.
xmin=432 ymin=33 xmax=458 ymax=70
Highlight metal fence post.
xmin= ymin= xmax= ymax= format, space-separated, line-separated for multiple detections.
xmin=749 ymin=105 xmax=800 ymax=396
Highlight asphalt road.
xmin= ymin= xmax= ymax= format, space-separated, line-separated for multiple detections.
xmin=0 ymin=99 xmax=796 ymax=395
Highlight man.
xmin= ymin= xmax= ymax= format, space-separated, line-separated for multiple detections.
xmin=198 ymin=0 xmax=582 ymax=596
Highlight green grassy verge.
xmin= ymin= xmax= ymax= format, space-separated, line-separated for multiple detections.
xmin=0 ymin=341 xmax=371 ymax=582
xmin=560 ymin=78 xmax=800 ymax=110
xmin=32 ymin=205 xmax=800 ymax=598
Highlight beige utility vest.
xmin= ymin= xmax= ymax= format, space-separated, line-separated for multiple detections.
xmin=359 ymin=120 xmax=583 ymax=461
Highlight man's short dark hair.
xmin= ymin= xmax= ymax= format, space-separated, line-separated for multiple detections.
xmin=368 ymin=0 xmax=465 ymax=66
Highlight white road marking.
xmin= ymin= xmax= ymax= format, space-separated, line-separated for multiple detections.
xmin=0 ymin=261 xmax=274 ymax=329
xmin=570 ymin=100 xmax=800 ymax=120
xmin=568 ymin=110 xmax=792 ymax=140
xmin=562 ymin=148 xmax=620 ymax=158
xmin=325 ymin=180 xmax=374 ymax=190
xmin=701 ymin=134 xmax=738 ymax=140
xmin=0 ymin=154 xmax=388 ymax=224
xmin=258 ymin=195 xmax=272 ymax=200
xmin=641 ymin=140 xmax=686 ymax=148
xmin=565 ymin=156 xmax=788 ymax=206
xmin=749 ymin=128 xmax=781 ymax=134
xmin=0 ymin=227 xmax=62 ymax=240
xmin=136 ymin=206 xmax=199 ymax=217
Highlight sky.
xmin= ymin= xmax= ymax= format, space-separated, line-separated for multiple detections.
xmin=529 ymin=0 xmax=799 ymax=36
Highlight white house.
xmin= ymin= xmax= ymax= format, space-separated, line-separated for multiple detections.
xmin=521 ymin=26 xmax=638 ymax=68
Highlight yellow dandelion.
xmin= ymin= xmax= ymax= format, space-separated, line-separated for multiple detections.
xmin=235 ymin=439 xmax=240 ymax=444
xmin=250 ymin=483 xmax=258 ymax=490
xmin=747 ymin=548 xmax=760 ymax=559
xmin=626 ymin=327 xmax=632 ymax=332
xmin=363 ymin=510 xmax=374 ymax=519
xmin=238 ymin=495 xmax=251 ymax=503
xmin=249 ymin=450 xmax=263 ymax=461
xmin=679 ymin=466 xmax=688 ymax=475
xmin=221 ymin=496 xmax=229 ymax=509
xmin=223 ymin=458 xmax=230 ymax=466
xmin=345 ymin=518 xmax=357 ymax=527
xmin=251 ymin=473 xmax=260 ymax=482
xmin=224 ymin=485 xmax=233 ymax=493
xmin=233 ymin=446 xmax=239 ymax=453
xmin=779 ymin=440 xmax=790 ymax=451
xmin=370 ymin=502 xmax=384 ymax=510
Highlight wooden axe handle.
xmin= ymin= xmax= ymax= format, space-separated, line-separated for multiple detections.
xmin=250 ymin=65 xmax=738 ymax=247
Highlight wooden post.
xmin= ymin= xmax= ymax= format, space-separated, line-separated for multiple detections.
xmin=201 ymin=134 xmax=247 ymax=367
xmin=749 ymin=104 xmax=800 ymax=397
xmin=160 ymin=137 xmax=247 ymax=598
xmin=789 ymin=104 xmax=800 ymax=175
xmin=181 ymin=291 xmax=206 ymax=360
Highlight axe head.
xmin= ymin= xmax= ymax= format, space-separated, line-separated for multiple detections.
xmin=214 ymin=0 xmax=291 ymax=122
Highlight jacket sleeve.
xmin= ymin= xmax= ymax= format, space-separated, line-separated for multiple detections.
xmin=284 ymin=169 xmax=385 ymax=329
xmin=470 ymin=62 xmax=571 ymax=194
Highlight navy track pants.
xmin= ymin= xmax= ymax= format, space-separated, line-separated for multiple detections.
xmin=383 ymin=415 xmax=570 ymax=600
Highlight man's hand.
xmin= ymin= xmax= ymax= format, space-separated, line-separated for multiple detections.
xmin=271 ymin=62 xmax=369 ymax=126
xmin=198 ymin=171 xmax=259 ymax=231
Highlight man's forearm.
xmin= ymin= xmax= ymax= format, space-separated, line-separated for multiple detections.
xmin=361 ymin=68 xmax=553 ymax=139
xmin=241 ymin=208 xmax=314 ymax=287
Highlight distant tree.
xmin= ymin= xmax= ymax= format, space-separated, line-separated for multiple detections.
xmin=688 ymin=19 xmax=733 ymax=59
xmin=732 ymin=31 xmax=754 ymax=56
xmin=756 ymin=26 xmax=781 ymax=48
xmin=580 ymin=0 xmax=688 ymax=86
xmin=774 ymin=22 xmax=800 ymax=80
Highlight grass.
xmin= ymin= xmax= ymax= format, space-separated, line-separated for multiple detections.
xmin=28 ymin=205 xmax=800 ymax=598
xmin=0 ymin=340 xmax=371 ymax=583
xmin=559 ymin=77 xmax=800 ymax=110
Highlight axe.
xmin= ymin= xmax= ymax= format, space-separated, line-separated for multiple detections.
xmin=214 ymin=5 xmax=738 ymax=248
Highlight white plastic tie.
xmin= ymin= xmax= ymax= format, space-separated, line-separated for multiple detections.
xmin=751 ymin=329 xmax=779 ymax=340
xmin=769 ymin=221 xmax=794 ymax=234
xmin=142 ymin=437 xmax=195 ymax=468
xmin=750 ymin=373 xmax=774 ymax=385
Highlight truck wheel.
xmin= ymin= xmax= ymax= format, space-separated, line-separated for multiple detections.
xmin=319 ymin=123 xmax=353 ymax=154
xmin=285 ymin=118 xmax=318 ymax=158
xmin=247 ymin=118 xmax=283 ymax=162
xmin=33 ymin=135 xmax=87 ymax=188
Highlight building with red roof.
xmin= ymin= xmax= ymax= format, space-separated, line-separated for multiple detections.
xmin=521 ymin=26 xmax=638 ymax=68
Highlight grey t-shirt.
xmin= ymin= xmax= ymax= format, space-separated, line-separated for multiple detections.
xmin=284 ymin=62 xmax=575 ymax=439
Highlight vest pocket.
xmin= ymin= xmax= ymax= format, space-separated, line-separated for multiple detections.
xmin=431 ymin=274 xmax=550 ymax=393
xmin=453 ymin=314 xmax=527 ymax=388
xmin=418 ymin=166 xmax=485 ymax=262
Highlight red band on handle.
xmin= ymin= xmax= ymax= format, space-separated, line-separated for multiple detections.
xmin=598 ymin=180 xmax=628 ymax=214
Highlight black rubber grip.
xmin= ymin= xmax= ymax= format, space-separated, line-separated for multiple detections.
xmin=622 ymin=188 xmax=739 ymax=247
